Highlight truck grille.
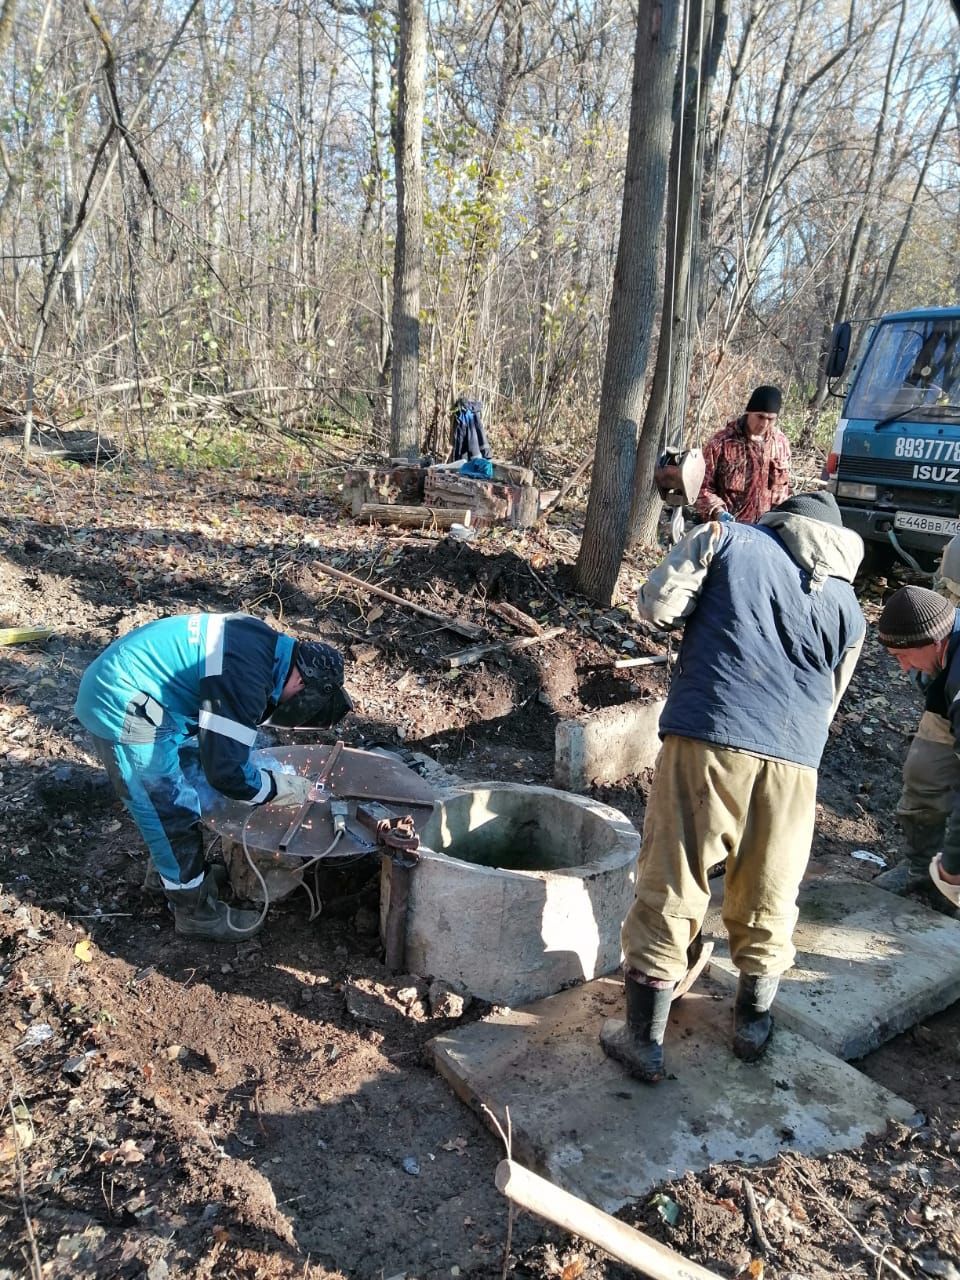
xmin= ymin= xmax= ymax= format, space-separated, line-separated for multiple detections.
xmin=837 ymin=454 xmax=960 ymax=513
xmin=838 ymin=456 xmax=919 ymax=482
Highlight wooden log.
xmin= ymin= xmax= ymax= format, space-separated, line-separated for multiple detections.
xmin=424 ymin=470 xmax=539 ymax=528
xmin=425 ymin=470 xmax=511 ymax=521
xmin=304 ymin=562 xmax=485 ymax=641
xmin=355 ymin=503 xmax=471 ymax=530
xmin=490 ymin=601 xmax=543 ymax=636
xmin=495 ymin=1160 xmax=723 ymax=1280
xmin=342 ymin=463 xmax=427 ymax=515
xmin=446 ymin=625 xmax=564 ymax=669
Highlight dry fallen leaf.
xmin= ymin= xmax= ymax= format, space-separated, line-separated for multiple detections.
xmin=74 ymin=939 xmax=94 ymax=963
xmin=0 ymin=1106 xmax=35 ymax=1162
xmin=736 ymin=1260 xmax=764 ymax=1280
xmin=99 ymin=1138 xmax=146 ymax=1165
xmin=441 ymin=1136 xmax=469 ymax=1155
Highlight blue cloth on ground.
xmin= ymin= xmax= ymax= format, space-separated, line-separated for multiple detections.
xmin=460 ymin=457 xmax=494 ymax=479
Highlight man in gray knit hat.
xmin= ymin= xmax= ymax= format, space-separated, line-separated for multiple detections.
xmin=877 ymin=585 xmax=960 ymax=907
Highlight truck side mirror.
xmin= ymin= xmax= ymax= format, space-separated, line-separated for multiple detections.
xmin=825 ymin=322 xmax=851 ymax=378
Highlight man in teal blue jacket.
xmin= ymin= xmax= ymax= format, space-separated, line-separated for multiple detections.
xmin=75 ymin=613 xmax=347 ymax=941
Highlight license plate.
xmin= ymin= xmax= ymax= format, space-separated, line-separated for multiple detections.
xmin=894 ymin=511 xmax=960 ymax=536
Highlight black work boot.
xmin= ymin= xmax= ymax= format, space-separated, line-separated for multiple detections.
xmin=876 ymin=818 xmax=943 ymax=895
xmin=600 ymin=973 xmax=675 ymax=1084
xmin=874 ymin=860 xmax=931 ymax=894
xmin=732 ymin=973 xmax=779 ymax=1062
xmin=165 ymin=870 xmax=263 ymax=942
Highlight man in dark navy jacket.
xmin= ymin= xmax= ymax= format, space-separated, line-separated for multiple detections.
xmin=601 ymin=492 xmax=864 ymax=1082
xmin=76 ymin=613 xmax=347 ymax=942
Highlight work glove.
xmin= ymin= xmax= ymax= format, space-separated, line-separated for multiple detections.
xmin=265 ymin=771 xmax=313 ymax=807
xmin=718 ymin=511 xmax=734 ymax=524
xmin=929 ymin=853 xmax=960 ymax=907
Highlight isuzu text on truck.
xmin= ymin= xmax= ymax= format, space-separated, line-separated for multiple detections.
xmin=823 ymin=307 xmax=960 ymax=573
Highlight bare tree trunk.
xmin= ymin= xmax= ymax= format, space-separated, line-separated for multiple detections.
xmin=629 ymin=0 xmax=728 ymax=548
xmin=21 ymin=0 xmax=202 ymax=456
xmin=806 ymin=0 xmax=907 ymax=424
xmin=390 ymin=0 xmax=426 ymax=458
xmin=573 ymin=0 xmax=680 ymax=605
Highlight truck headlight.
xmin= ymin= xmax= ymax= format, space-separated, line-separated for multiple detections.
xmin=836 ymin=481 xmax=877 ymax=501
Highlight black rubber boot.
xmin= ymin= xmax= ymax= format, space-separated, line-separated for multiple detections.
xmin=873 ymin=860 xmax=931 ymax=894
xmin=600 ymin=973 xmax=675 ymax=1084
xmin=876 ymin=818 xmax=943 ymax=895
xmin=165 ymin=870 xmax=263 ymax=942
xmin=732 ymin=973 xmax=779 ymax=1062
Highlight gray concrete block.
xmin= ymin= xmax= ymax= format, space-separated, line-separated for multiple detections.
xmin=387 ymin=783 xmax=640 ymax=1007
xmin=554 ymin=699 xmax=665 ymax=792
xmin=704 ymin=877 xmax=960 ymax=1060
xmin=427 ymin=971 xmax=916 ymax=1214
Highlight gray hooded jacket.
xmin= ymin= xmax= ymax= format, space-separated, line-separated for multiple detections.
xmin=638 ymin=514 xmax=865 ymax=768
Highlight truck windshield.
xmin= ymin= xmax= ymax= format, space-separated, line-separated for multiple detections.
xmin=847 ymin=317 xmax=960 ymax=419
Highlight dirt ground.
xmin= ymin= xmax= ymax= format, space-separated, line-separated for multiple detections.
xmin=1 ymin=455 xmax=959 ymax=1280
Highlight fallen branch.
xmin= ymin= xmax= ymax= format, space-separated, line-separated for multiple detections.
xmin=7 ymin=1092 xmax=42 ymax=1280
xmin=447 ymin=626 xmax=565 ymax=669
xmin=481 ymin=1107 xmax=515 ymax=1280
xmin=536 ymin=452 xmax=594 ymax=522
xmin=495 ymin=1160 xmax=722 ymax=1280
xmin=784 ymin=1156 xmax=912 ymax=1280
xmin=303 ymin=562 xmax=485 ymax=641
xmin=609 ymin=655 xmax=668 ymax=669
xmin=741 ymin=1176 xmax=775 ymax=1258
xmin=489 ymin=600 xmax=543 ymax=636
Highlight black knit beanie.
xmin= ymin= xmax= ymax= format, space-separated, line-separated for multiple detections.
xmin=745 ymin=385 xmax=782 ymax=415
xmin=877 ymin=586 xmax=955 ymax=649
xmin=773 ymin=490 xmax=843 ymax=528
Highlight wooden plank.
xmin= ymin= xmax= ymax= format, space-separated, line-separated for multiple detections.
xmin=446 ymin=626 xmax=564 ymax=669
xmin=495 ymin=1161 xmax=723 ymax=1280
xmin=306 ymin=561 xmax=486 ymax=641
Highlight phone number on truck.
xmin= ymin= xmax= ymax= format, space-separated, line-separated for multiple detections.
xmin=895 ymin=437 xmax=960 ymax=460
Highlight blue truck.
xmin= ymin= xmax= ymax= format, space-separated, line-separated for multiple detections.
xmin=823 ymin=306 xmax=960 ymax=572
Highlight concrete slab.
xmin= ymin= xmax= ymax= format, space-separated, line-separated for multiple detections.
xmin=427 ymin=972 xmax=915 ymax=1213
xmin=703 ymin=877 xmax=960 ymax=1060
xmin=555 ymin=698 xmax=665 ymax=792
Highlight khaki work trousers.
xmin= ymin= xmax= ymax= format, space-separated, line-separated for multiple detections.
xmin=896 ymin=710 xmax=960 ymax=837
xmin=622 ymin=735 xmax=817 ymax=983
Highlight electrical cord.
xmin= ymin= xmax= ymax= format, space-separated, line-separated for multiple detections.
xmin=237 ymin=807 xmax=346 ymax=930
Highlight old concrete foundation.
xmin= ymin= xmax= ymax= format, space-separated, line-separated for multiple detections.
xmin=387 ymin=783 xmax=640 ymax=1006
xmin=555 ymin=699 xmax=665 ymax=792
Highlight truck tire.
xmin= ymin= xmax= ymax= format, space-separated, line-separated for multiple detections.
xmin=855 ymin=540 xmax=895 ymax=587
